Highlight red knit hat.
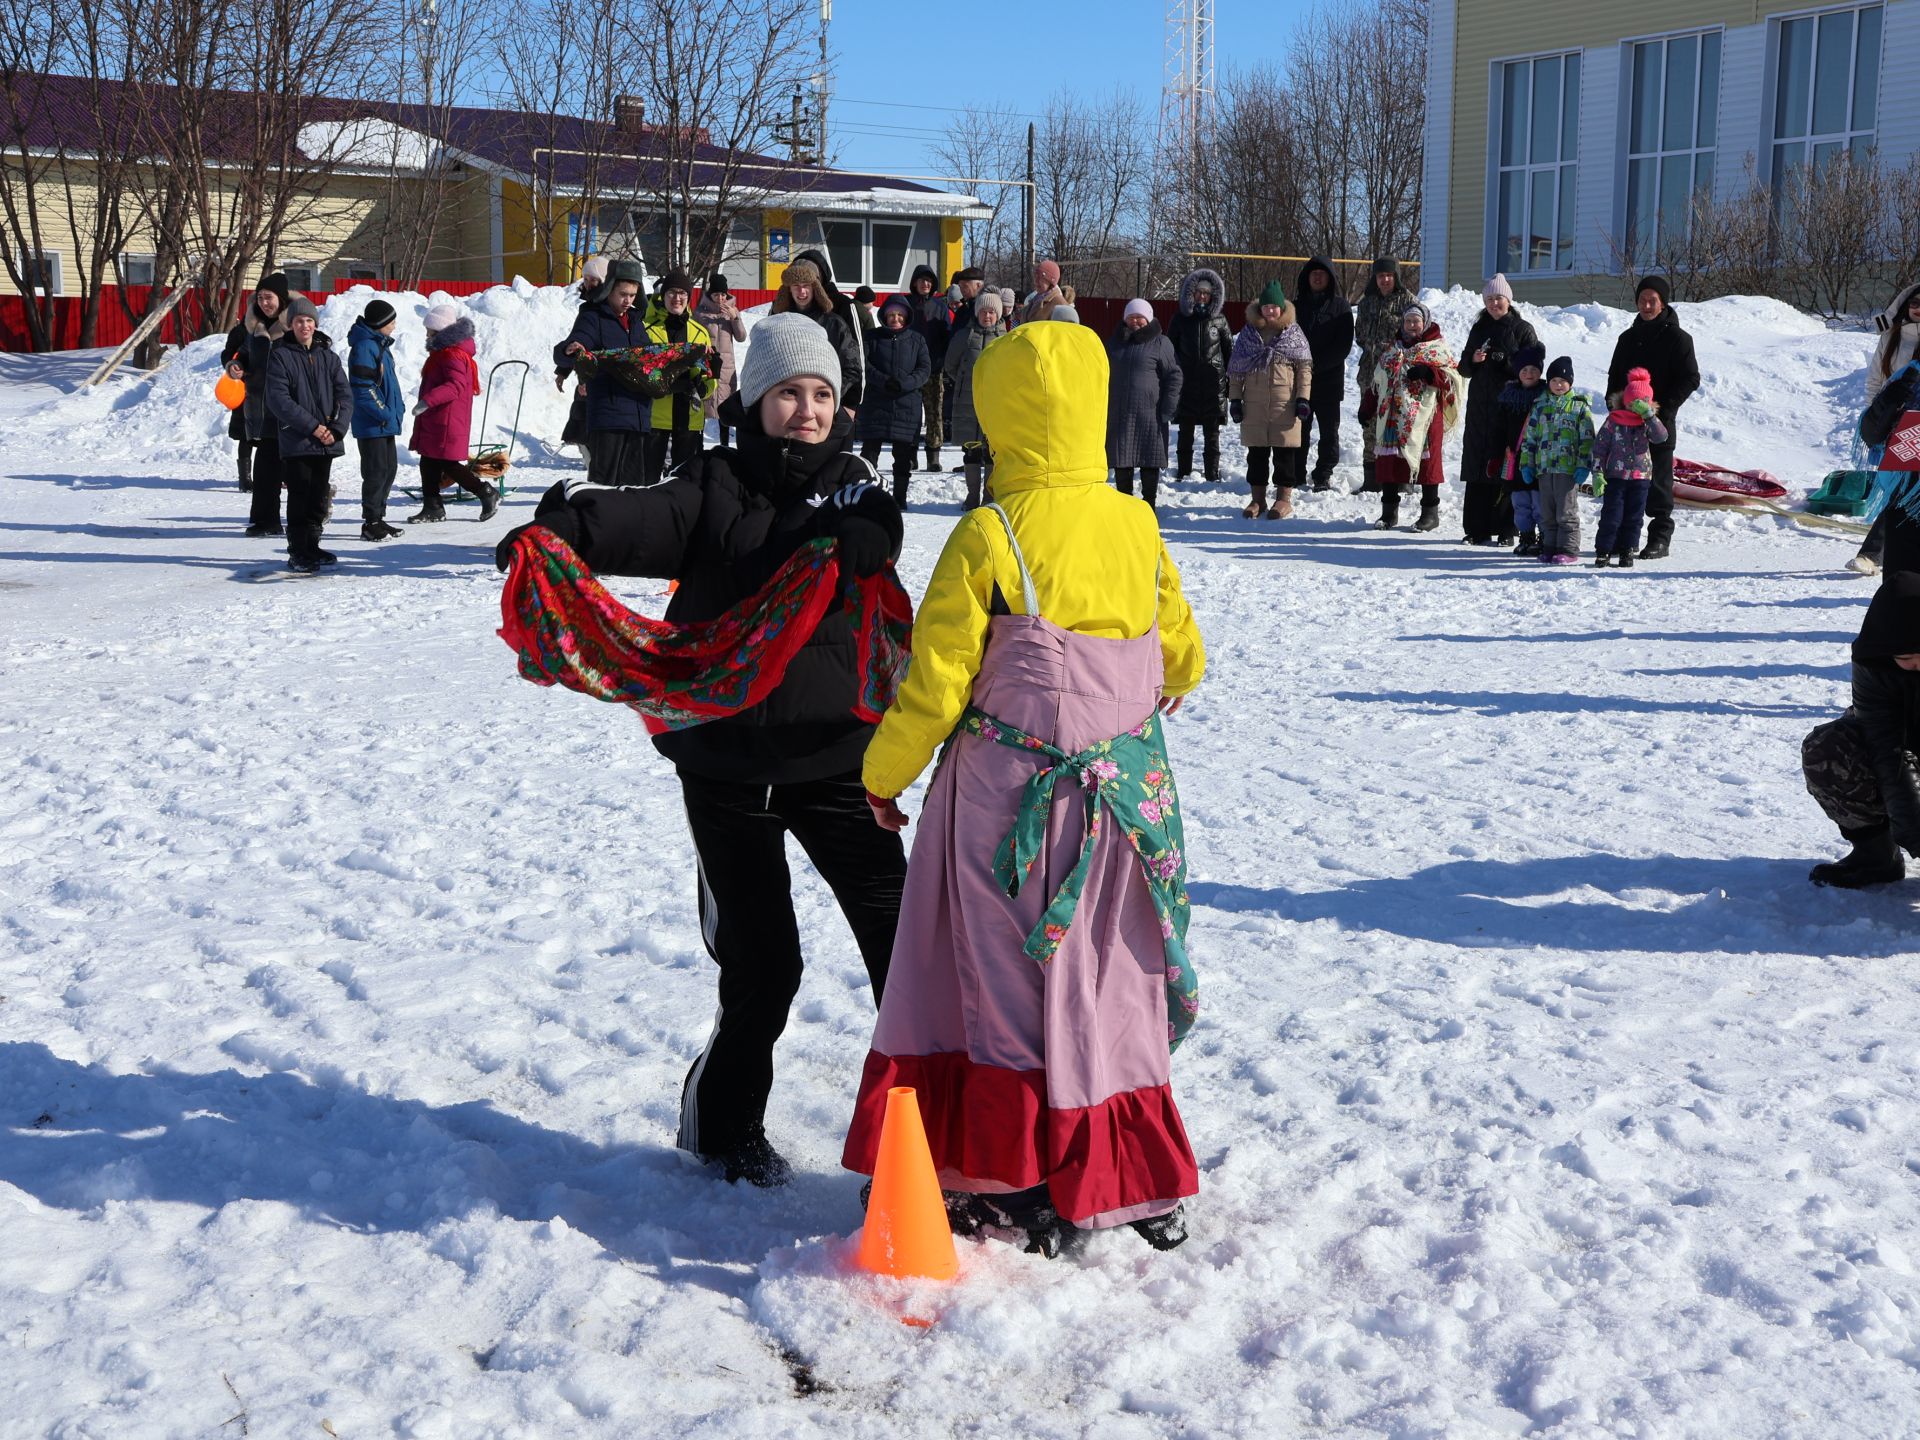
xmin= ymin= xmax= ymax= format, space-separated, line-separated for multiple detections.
xmin=1622 ymin=367 xmax=1655 ymax=408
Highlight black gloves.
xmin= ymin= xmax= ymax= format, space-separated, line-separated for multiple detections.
xmin=1230 ymin=399 xmax=1245 ymax=423
xmin=1295 ymin=399 xmax=1314 ymax=420
xmin=885 ymin=377 xmax=904 ymax=395
xmin=820 ymin=480 xmax=900 ymax=577
xmin=494 ymin=512 xmax=578 ymax=572
xmin=1407 ymin=362 xmax=1438 ymax=388
xmin=835 ymin=516 xmax=892 ymax=577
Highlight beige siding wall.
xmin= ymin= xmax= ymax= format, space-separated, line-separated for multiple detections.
xmin=1445 ymin=0 xmax=1871 ymax=291
xmin=0 ymin=160 xmax=499 ymax=296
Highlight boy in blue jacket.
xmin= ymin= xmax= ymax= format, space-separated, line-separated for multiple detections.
xmin=348 ymin=298 xmax=405 ymax=541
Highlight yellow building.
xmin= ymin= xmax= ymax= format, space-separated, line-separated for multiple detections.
xmin=1424 ymin=0 xmax=1920 ymax=302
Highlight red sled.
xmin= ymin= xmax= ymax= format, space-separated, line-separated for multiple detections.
xmin=1672 ymin=458 xmax=1789 ymax=505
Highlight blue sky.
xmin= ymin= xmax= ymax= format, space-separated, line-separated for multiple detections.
xmin=820 ymin=0 xmax=1311 ymax=178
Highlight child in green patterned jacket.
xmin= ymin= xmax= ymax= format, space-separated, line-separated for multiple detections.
xmin=1518 ymin=356 xmax=1597 ymax=564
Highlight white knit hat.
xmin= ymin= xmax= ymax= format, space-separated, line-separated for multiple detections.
xmin=1483 ymin=273 xmax=1513 ymax=301
xmin=1123 ymin=298 xmax=1153 ymax=322
xmin=422 ymin=302 xmax=460 ymax=331
xmin=737 ymin=311 xmax=842 ymax=408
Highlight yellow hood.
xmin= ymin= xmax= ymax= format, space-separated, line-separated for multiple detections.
xmin=973 ymin=322 xmax=1111 ymax=494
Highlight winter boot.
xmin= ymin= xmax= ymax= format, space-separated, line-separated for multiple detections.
xmin=1413 ymin=490 xmax=1441 ymax=531
xmin=245 ymin=523 xmax=284 ymax=538
xmin=1847 ymin=552 xmax=1882 ymax=576
xmin=1373 ymin=485 xmax=1402 ymax=530
xmin=704 ymin=1124 xmax=793 ymax=1187
xmin=360 ymin=521 xmax=389 ymax=542
xmin=892 ymin=471 xmax=911 ymax=509
xmin=236 ymin=447 xmax=253 ymax=493
xmin=1129 ymin=1203 xmax=1190 ymax=1251
xmin=1203 ymin=457 xmax=1220 ymax=483
xmin=1810 ymin=825 xmax=1905 ymax=888
xmin=379 ymin=521 xmax=402 ymax=539
xmin=1243 ymin=484 xmax=1268 ymax=519
xmin=314 ymin=548 xmax=339 ymax=566
xmin=286 ymin=554 xmax=321 ymax=574
xmin=472 ymin=482 xmax=499 ymax=522
xmin=962 ymin=461 xmax=985 ymax=510
xmin=1266 ymin=487 xmax=1294 ymax=520
xmin=924 ymin=444 xmax=942 ymax=473
xmin=1514 ymin=529 xmax=1540 ymax=556
xmin=1592 ymin=553 xmax=1609 ymax=567
xmin=1310 ymin=464 xmax=1333 ymax=493
xmin=1615 ymin=550 xmax=1635 ymax=568
xmin=1638 ymin=536 xmax=1670 ymax=560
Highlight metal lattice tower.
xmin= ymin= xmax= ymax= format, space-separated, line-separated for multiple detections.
xmin=1158 ymin=0 xmax=1215 ymax=243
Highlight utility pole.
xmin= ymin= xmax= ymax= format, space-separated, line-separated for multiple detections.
xmin=1157 ymin=0 xmax=1215 ymax=252
xmin=1024 ymin=121 xmax=1036 ymax=273
xmin=814 ymin=0 xmax=831 ymax=167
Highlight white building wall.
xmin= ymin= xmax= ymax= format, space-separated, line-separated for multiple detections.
xmin=1714 ymin=21 xmax=1768 ymax=204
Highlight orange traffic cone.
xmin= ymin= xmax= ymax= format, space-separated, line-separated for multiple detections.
xmin=854 ymin=1086 xmax=958 ymax=1281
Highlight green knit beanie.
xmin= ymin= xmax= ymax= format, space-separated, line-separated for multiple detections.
xmin=1258 ymin=279 xmax=1288 ymax=308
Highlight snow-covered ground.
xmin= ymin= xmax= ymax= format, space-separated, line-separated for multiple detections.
xmin=2 ymin=289 xmax=1917 ymax=1439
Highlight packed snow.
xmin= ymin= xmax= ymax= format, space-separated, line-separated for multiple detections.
xmin=2 ymin=285 xmax=1918 ymax=1439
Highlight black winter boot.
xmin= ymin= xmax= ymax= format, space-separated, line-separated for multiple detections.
xmin=704 ymin=1124 xmax=793 ymax=1187
xmin=1130 ymin=1203 xmax=1190 ymax=1251
xmin=236 ymin=447 xmax=253 ymax=493
xmin=963 ymin=461 xmax=984 ymax=510
xmin=892 ymin=471 xmax=911 ymax=509
xmin=1413 ymin=490 xmax=1441 ymax=531
xmin=1514 ymin=530 xmax=1540 ymax=556
xmin=1638 ymin=536 xmax=1670 ymax=559
xmin=1373 ymin=485 xmax=1402 ymax=529
xmin=924 ymin=444 xmax=942 ymax=473
xmin=1810 ymin=826 xmax=1905 ymax=888
xmin=1615 ymin=550 xmax=1635 ymax=568
xmin=1639 ymin=518 xmax=1672 ymax=559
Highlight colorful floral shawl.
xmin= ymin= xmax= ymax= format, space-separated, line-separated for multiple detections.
xmin=498 ymin=527 xmax=912 ymax=735
xmin=958 ymin=704 xmax=1199 ymax=1051
xmin=1372 ymin=332 xmax=1462 ymax=467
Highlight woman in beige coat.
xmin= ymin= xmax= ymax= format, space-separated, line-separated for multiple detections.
xmin=1226 ymin=282 xmax=1314 ymax=519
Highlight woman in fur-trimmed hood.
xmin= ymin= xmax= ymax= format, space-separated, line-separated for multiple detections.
xmin=1170 ymin=267 xmax=1231 ymax=480
xmin=772 ymin=251 xmax=865 ymax=408
xmin=1227 ymin=281 xmax=1313 ymax=519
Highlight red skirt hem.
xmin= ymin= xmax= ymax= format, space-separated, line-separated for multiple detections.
xmin=842 ymin=1049 xmax=1199 ymax=1226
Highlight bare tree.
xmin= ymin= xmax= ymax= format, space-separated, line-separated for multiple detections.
xmin=361 ymin=0 xmax=500 ymax=288
xmin=1781 ymin=151 xmax=1887 ymax=317
xmin=614 ymin=0 xmax=819 ymax=283
xmin=495 ymin=0 xmax=621 ymax=283
xmin=930 ymin=104 xmax=1024 ymax=282
xmin=0 ymin=0 xmax=70 ymax=350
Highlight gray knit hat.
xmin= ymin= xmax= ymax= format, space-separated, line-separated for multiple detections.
xmin=287 ymin=295 xmax=319 ymax=322
xmin=738 ymin=312 xmax=842 ymax=408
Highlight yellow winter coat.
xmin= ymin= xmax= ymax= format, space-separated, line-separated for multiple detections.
xmin=642 ymin=301 xmax=715 ymax=432
xmin=862 ymin=322 xmax=1207 ymax=799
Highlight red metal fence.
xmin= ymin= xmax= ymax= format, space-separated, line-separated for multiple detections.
xmin=0 ymin=281 xmax=1243 ymax=354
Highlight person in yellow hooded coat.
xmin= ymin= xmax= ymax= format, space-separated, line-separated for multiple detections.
xmin=641 ymin=270 xmax=717 ymax=484
xmin=843 ymin=321 xmax=1207 ymax=1258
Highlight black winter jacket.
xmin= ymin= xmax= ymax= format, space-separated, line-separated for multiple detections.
xmin=1169 ymin=267 xmax=1232 ymax=425
xmin=533 ymin=398 xmax=902 ymax=784
xmin=787 ymin=247 xmax=866 ymax=408
xmin=221 ymin=305 xmax=286 ymax=442
xmin=554 ymin=300 xmax=653 ymax=433
xmin=1293 ymin=257 xmax=1356 ymax=396
xmin=904 ymin=265 xmax=953 ymax=366
xmin=1850 ymin=576 xmax=1920 ymax=849
xmin=854 ymin=326 xmax=933 ymax=443
xmin=1459 ymin=308 xmax=1541 ymax=465
xmin=1606 ymin=305 xmax=1700 ymax=437
xmin=264 ymin=330 xmax=349 ymax=458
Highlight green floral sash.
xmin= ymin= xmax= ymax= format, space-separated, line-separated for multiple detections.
xmin=958 ymin=704 xmax=1199 ymax=1051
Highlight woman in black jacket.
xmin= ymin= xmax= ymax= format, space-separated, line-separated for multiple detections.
xmin=1457 ymin=275 xmax=1538 ymax=544
xmin=855 ymin=295 xmax=932 ymax=506
xmin=1605 ymin=275 xmax=1700 ymax=559
xmin=1803 ymin=572 xmax=1920 ymax=888
xmin=1293 ymin=257 xmax=1356 ymax=490
xmin=1169 ymin=267 xmax=1231 ymax=481
xmin=774 ymin=249 xmax=865 ymax=409
xmin=263 ymin=296 xmax=350 ymax=573
xmin=221 ymin=272 xmax=291 ymax=536
xmin=554 ymin=259 xmax=652 ymax=488
xmin=500 ymin=311 xmax=904 ymax=1188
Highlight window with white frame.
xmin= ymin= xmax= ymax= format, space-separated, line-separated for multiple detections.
xmin=1493 ymin=52 xmax=1582 ymax=274
xmin=1625 ymin=31 xmax=1722 ymax=264
xmin=1773 ymin=4 xmax=1882 ymax=181
xmin=25 ymin=251 xmax=62 ymax=295
xmin=118 ymin=252 xmax=156 ymax=286
xmin=795 ymin=216 xmax=938 ymax=290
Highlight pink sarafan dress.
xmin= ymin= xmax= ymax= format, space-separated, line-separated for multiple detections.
xmin=843 ymin=505 xmax=1197 ymax=1229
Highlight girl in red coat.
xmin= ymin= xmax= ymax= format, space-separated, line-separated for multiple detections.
xmin=408 ymin=303 xmax=499 ymax=523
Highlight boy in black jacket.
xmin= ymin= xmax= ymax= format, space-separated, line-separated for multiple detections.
xmin=498 ymin=311 xmax=905 ymax=1187
xmin=1802 ymin=572 xmax=1920 ymax=887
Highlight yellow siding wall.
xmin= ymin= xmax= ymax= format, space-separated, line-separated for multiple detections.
xmin=1446 ymin=0 xmax=1874 ymax=295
